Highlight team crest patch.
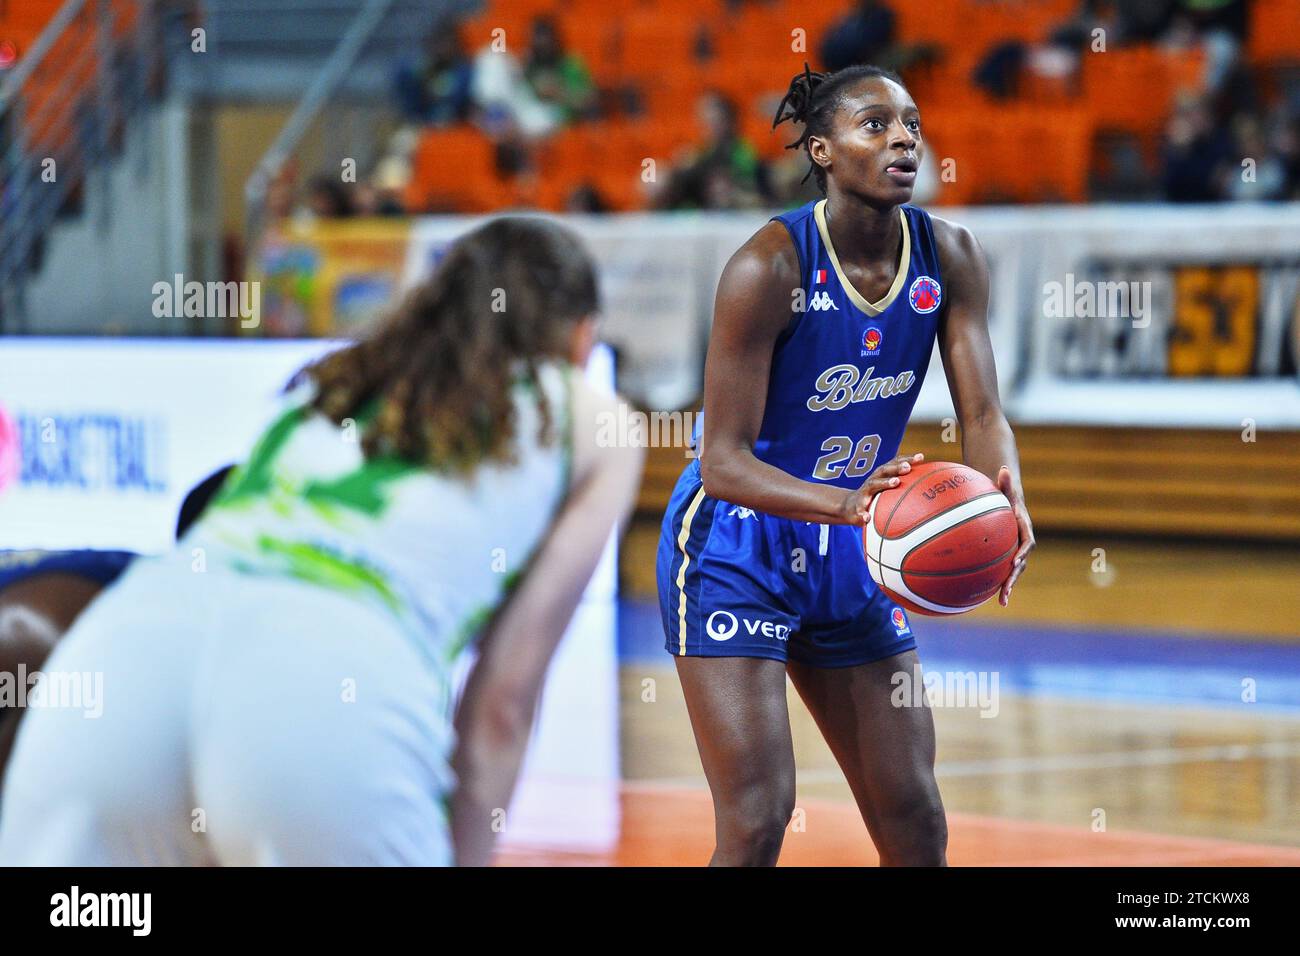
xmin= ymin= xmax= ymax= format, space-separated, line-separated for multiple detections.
xmin=909 ymin=275 xmax=942 ymax=314
xmin=891 ymin=607 xmax=910 ymax=634
xmin=861 ymin=326 xmax=883 ymax=356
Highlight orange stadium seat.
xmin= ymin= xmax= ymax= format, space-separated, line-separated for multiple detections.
xmin=0 ymin=0 xmax=65 ymax=32
xmin=891 ymin=0 xmax=964 ymax=53
xmin=1081 ymin=46 xmax=1206 ymax=139
xmin=922 ymin=99 xmax=1092 ymax=205
xmin=619 ymin=11 xmax=702 ymax=79
xmin=1246 ymin=0 xmax=1300 ymax=65
xmin=406 ymin=0 xmax=1221 ymax=210
xmin=555 ymin=15 xmax=620 ymax=85
xmin=405 ymin=126 xmax=502 ymax=212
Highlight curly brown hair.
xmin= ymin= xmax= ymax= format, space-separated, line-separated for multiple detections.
xmin=295 ymin=216 xmax=599 ymax=474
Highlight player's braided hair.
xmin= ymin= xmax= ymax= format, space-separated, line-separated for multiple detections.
xmin=295 ymin=216 xmax=599 ymax=475
xmin=772 ymin=62 xmax=908 ymax=194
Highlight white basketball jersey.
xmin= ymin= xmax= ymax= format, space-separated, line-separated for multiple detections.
xmin=185 ymin=359 xmax=575 ymax=666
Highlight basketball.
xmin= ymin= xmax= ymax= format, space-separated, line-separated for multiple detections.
xmin=864 ymin=461 xmax=1017 ymax=615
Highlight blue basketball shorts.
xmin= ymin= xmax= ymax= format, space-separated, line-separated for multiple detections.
xmin=656 ymin=459 xmax=917 ymax=668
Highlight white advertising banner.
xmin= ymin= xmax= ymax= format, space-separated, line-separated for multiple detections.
xmin=402 ymin=204 xmax=1300 ymax=430
xmin=0 ymin=339 xmax=335 ymax=551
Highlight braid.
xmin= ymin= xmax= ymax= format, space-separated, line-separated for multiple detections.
xmin=772 ymin=61 xmax=908 ymax=193
xmin=771 ymin=62 xmax=827 ymax=147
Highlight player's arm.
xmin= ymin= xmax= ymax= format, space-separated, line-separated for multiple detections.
xmin=448 ymin=376 xmax=644 ymax=867
xmin=700 ymin=223 xmax=918 ymax=525
xmin=933 ymin=216 xmax=1035 ymax=605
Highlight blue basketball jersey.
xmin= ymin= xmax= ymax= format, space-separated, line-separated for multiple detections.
xmin=697 ymin=198 xmax=943 ymax=490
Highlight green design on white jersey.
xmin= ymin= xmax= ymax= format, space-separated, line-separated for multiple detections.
xmin=189 ymin=360 xmax=574 ymax=666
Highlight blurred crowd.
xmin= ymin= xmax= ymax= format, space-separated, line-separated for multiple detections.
xmin=966 ymin=0 xmax=1298 ymax=201
xmin=274 ymin=0 xmax=1299 ymax=219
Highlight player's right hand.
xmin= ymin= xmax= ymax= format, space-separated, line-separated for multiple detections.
xmin=839 ymin=452 xmax=924 ymax=525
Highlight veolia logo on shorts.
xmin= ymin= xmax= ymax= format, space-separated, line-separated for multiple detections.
xmin=706 ymin=610 xmax=791 ymax=642
xmin=706 ymin=610 xmax=740 ymax=641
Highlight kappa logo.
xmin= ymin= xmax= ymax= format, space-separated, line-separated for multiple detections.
xmin=809 ymin=290 xmax=838 ymax=312
xmin=727 ymin=506 xmax=757 ymax=519
xmin=705 ymin=610 xmax=791 ymax=643
xmin=909 ymin=275 xmax=942 ymax=314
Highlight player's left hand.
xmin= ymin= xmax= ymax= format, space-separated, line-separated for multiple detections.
xmin=997 ymin=465 xmax=1034 ymax=606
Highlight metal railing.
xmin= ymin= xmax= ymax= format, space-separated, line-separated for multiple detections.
xmin=242 ymin=0 xmax=399 ymax=255
xmin=0 ymin=0 xmax=166 ymax=331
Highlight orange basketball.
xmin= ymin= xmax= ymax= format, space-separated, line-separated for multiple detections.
xmin=863 ymin=461 xmax=1017 ymax=615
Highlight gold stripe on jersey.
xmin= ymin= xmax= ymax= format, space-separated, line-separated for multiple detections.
xmin=813 ymin=199 xmax=911 ymax=316
xmin=675 ymin=486 xmax=708 ymax=655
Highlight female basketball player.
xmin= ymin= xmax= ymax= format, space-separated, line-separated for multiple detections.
xmin=656 ymin=65 xmax=1034 ymax=866
xmin=0 ymin=217 xmax=642 ymax=865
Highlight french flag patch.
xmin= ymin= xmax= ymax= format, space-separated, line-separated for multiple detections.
xmin=814 ymin=268 xmax=827 ymax=284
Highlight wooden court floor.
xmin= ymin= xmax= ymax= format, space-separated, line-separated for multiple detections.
xmin=499 ymin=790 xmax=1300 ymax=866
xmin=498 ymin=671 xmax=1300 ymax=866
xmin=499 ymin=534 xmax=1300 ymax=866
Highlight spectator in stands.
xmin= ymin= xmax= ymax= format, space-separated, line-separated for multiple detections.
xmin=565 ymin=182 xmax=610 ymax=213
xmin=1274 ymin=112 xmax=1300 ymax=201
xmin=522 ymin=16 xmax=597 ymax=124
xmin=469 ymin=35 xmax=568 ymax=177
xmin=1112 ymin=0 xmax=1177 ymax=43
xmin=972 ymin=3 xmax=1103 ymax=101
xmin=303 ymin=173 xmax=356 ymax=219
xmin=820 ymin=1 xmax=897 ymax=74
xmin=352 ymin=181 xmax=405 ymax=218
xmin=766 ymin=150 xmax=829 ymax=208
xmin=1223 ymin=113 xmax=1290 ymax=202
xmin=1160 ymin=0 xmax=1246 ymax=94
xmin=360 ymin=157 xmax=410 ymax=217
xmin=651 ymin=91 xmax=768 ymax=210
xmin=1160 ymin=93 xmax=1231 ymax=201
xmin=394 ymin=22 xmax=475 ymax=126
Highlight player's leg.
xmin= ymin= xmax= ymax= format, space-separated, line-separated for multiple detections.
xmin=785 ymin=521 xmax=947 ymax=865
xmin=676 ymin=658 xmax=795 ymax=868
xmin=787 ymin=650 xmax=947 ymax=865
xmin=657 ymin=464 xmax=805 ymax=866
xmin=675 ymin=656 xmax=795 ymax=866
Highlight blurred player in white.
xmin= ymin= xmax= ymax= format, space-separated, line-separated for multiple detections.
xmin=0 ymin=216 xmax=642 ymax=866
